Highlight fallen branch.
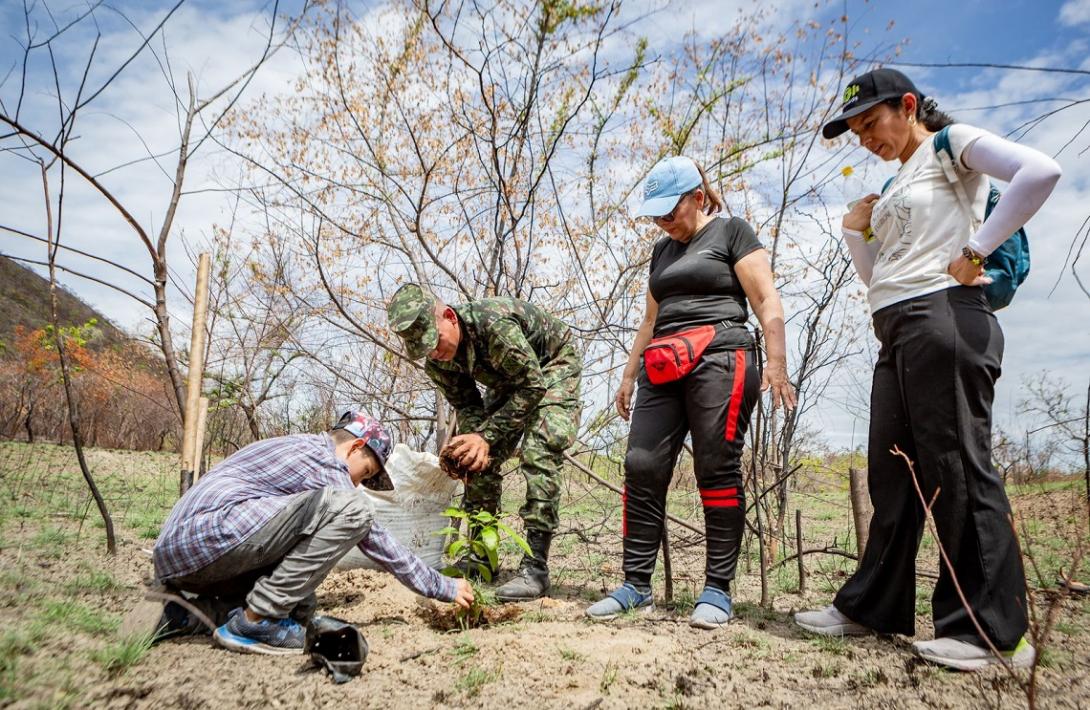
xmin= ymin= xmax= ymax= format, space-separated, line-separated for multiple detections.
xmin=768 ymin=546 xmax=856 ymax=571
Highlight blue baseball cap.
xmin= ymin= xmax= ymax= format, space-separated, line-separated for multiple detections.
xmin=634 ymin=156 xmax=703 ymax=218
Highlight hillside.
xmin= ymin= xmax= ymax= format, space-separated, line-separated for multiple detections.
xmin=0 ymin=255 xmax=129 ymax=350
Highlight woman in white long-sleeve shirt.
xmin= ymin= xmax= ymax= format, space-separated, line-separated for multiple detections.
xmin=794 ymin=68 xmax=1061 ymax=671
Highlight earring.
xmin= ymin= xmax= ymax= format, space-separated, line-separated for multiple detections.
xmin=909 ymin=115 xmax=917 ymax=126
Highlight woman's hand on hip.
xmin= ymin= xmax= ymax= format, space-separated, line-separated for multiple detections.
xmin=762 ymin=359 xmax=796 ymax=411
xmin=948 ymin=255 xmax=992 ymax=286
xmin=842 ymin=194 xmax=879 ymax=232
xmin=615 ymin=377 xmax=635 ymax=421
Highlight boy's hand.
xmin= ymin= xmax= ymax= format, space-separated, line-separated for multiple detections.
xmin=447 ymin=433 xmax=490 ymax=472
xmin=452 ymin=578 xmax=475 ymax=609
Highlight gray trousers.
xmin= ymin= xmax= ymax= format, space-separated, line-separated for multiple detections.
xmin=164 ymin=487 xmax=372 ymax=627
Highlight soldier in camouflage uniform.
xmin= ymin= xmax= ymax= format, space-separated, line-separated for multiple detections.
xmin=386 ymin=283 xmax=582 ymax=601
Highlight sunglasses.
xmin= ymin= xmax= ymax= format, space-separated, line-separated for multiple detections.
xmin=653 ymin=190 xmax=696 ymax=224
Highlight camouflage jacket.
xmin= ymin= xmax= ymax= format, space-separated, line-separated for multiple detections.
xmin=424 ymin=298 xmax=574 ymax=445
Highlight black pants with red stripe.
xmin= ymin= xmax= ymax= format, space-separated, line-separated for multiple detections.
xmin=834 ymin=286 xmax=1027 ymax=650
xmin=622 ymin=345 xmax=760 ymax=592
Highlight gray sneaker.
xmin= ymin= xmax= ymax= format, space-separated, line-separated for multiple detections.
xmin=689 ymin=586 xmax=732 ymax=629
xmin=794 ymin=605 xmax=869 ymax=636
xmin=913 ymin=637 xmax=1035 ymax=671
xmin=585 ymin=583 xmax=654 ymax=621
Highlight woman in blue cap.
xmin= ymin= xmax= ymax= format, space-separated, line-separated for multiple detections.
xmin=586 ymin=156 xmax=795 ymax=628
xmin=794 ymin=68 xmax=1062 ymax=671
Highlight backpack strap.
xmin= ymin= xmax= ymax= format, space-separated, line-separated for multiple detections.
xmin=932 ymin=125 xmax=982 ymax=233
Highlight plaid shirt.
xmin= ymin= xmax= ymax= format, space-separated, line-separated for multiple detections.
xmin=153 ymin=433 xmax=455 ymax=602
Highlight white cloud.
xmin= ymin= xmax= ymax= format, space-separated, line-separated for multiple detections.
xmin=1059 ymin=0 xmax=1090 ymax=26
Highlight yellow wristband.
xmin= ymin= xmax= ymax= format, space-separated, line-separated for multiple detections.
xmin=862 ymin=227 xmax=875 ymax=242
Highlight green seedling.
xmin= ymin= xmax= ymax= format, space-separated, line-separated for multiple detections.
xmin=436 ymin=507 xmax=531 ymax=583
xmin=435 ymin=508 xmax=530 ymax=629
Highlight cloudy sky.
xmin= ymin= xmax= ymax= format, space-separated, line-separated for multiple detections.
xmin=1 ymin=0 xmax=1087 ymax=451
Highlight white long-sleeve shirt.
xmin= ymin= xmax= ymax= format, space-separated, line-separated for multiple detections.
xmin=843 ymin=124 xmax=1061 ymax=311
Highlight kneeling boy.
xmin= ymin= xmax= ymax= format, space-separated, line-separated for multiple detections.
xmin=151 ymin=411 xmax=472 ymax=655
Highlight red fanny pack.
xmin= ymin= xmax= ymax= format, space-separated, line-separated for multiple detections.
xmin=642 ymin=325 xmax=716 ymax=385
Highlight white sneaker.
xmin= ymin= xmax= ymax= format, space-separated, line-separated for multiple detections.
xmin=794 ymin=605 xmax=869 ymax=636
xmin=912 ymin=637 xmax=1035 ymax=671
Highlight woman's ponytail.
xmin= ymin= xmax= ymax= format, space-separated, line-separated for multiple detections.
xmin=693 ymin=161 xmax=724 ymax=215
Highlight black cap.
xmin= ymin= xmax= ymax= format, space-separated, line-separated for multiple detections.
xmin=822 ymin=68 xmax=922 ymax=139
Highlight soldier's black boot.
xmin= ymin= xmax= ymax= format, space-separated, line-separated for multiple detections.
xmin=495 ymin=530 xmax=552 ymax=602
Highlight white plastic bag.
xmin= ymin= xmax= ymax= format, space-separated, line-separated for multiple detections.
xmin=336 ymin=443 xmax=462 ymax=571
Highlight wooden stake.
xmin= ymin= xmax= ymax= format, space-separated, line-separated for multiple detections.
xmin=192 ymin=396 xmax=209 ymax=480
xmin=848 ymin=467 xmax=872 ymax=565
xmin=180 ymin=253 xmax=210 ymax=494
xmin=661 ymin=519 xmax=673 ymax=604
xmin=796 ymin=508 xmax=806 ymax=594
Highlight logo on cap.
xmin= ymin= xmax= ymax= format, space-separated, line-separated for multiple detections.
xmin=843 ymin=84 xmax=860 ymax=105
xmin=644 ymin=178 xmax=659 ymax=198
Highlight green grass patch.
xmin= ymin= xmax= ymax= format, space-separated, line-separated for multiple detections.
xmin=64 ymin=569 xmax=123 ymax=595
xmin=558 ymin=646 xmax=585 ymax=662
xmin=600 ymin=660 xmax=619 ymax=694
xmin=91 ymin=632 xmax=154 ymax=677
xmin=450 ymin=634 xmax=478 ymax=664
xmin=36 ymin=599 xmax=118 ymax=636
xmin=455 ymin=666 xmax=500 ymax=697
xmin=665 ymin=586 xmax=696 ymax=615
xmin=32 ymin=526 xmax=72 ymax=556
xmin=809 ymin=634 xmax=849 ymax=656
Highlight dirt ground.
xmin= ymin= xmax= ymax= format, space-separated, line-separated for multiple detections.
xmin=2 ymin=442 xmax=1089 ymax=709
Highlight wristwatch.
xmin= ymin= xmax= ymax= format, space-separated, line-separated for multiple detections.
xmin=961 ymin=245 xmax=985 ymax=266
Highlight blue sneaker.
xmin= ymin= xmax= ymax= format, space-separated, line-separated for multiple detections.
xmin=689 ymin=586 xmax=732 ymax=629
xmin=584 ymin=583 xmax=654 ymax=621
xmin=213 ymin=608 xmax=305 ymax=656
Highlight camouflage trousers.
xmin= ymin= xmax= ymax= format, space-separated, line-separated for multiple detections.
xmin=460 ymin=343 xmax=582 ymax=534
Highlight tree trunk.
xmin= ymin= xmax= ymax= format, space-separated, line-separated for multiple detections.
xmin=41 ymin=163 xmax=115 ymax=554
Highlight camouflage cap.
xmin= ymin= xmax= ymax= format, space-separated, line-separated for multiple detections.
xmin=386 ymin=283 xmax=439 ymax=360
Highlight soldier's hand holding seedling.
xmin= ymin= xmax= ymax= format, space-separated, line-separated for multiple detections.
xmin=446 ymin=433 xmax=491 ymax=472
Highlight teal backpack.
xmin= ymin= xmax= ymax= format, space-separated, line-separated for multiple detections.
xmin=880 ymin=125 xmax=1031 ymax=310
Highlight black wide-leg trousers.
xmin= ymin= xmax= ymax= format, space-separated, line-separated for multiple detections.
xmin=622 ymin=346 xmax=759 ymax=592
xmin=835 ymin=286 xmax=1027 ymax=650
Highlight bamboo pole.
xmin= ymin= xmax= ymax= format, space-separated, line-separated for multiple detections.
xmin=192 ymin=396 xmax=210 ymax=480
xmin=180 ymin=253 xmax=211 ymax=494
